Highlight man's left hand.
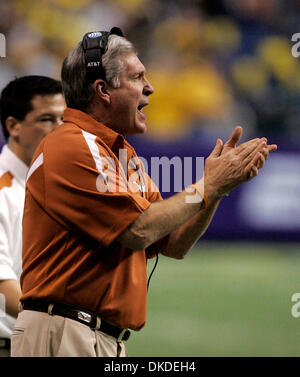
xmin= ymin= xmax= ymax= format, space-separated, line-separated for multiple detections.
xmin=221 ymin=126 xmax=277 ymax=179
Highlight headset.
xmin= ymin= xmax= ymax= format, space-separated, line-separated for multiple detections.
xmin=82 ymin=27 xmax=123 ymax=83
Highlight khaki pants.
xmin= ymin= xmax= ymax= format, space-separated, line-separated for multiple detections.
xmin=11 ymin=310 xmax=127 ymax=357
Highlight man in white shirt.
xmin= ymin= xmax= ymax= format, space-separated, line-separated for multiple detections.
xmin=0 ymin=75 xmax=65 ymax=356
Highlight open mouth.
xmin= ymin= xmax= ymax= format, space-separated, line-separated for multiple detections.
xmin=137 ymin=104 xmax=145 ymax=112
xmin=137 ymin=103 xmax=147 ymax=119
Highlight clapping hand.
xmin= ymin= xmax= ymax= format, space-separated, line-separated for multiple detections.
xmin=221 ymin=126 xmax=277 ymax=179
xmin=204 ymin=126 xmax=278 ymax=200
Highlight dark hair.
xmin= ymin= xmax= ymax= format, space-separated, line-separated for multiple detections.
xmin=61 ymin=42 xmax=94 ymax=112
xmin=0 ymin=75 xmax=62 ymax=140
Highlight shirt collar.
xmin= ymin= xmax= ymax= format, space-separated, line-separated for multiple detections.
xmin=0 ymin=145 xmax=28 ymax=186
xmin=63 ymin=108 xmax=123 ymax=148
xmin=63 ymin=108 xmax=136 ymax=161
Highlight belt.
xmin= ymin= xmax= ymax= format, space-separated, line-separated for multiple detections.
xmin=21 ymin=299 xmax=130 ymax=342
xmin=0 ymin=338 xmax=11 ymax=350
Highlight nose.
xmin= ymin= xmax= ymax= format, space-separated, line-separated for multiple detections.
xmin=45 ymin=118 xmax=62 ymax=135
xmin=53 ymin=117 xmax=63 ymax=129
xmin=56 ymin=117 xmax=64 ymax=126
xmin=143 ymin=78 xmax=154 ymax=96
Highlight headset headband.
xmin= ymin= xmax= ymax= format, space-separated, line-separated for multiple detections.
xmin=82 ymin=27 xmax=123 ymax=83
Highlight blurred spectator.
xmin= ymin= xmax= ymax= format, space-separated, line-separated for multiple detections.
xmin=1 ymin=0 xmax=300 ymax=145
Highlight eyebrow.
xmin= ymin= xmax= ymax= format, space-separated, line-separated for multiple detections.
xmin=36 ymin=113 xmax=61 ymax=118
xmin=130 ymin=69 xmax=146 ymax=77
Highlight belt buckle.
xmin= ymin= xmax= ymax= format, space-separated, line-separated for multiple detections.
xmin=77 ymin=311 xmax=92 ymax=324
xmin=117 ymin=328 xmax=131 ymax=342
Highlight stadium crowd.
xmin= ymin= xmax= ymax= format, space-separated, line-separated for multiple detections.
xmin=1 ymin=0 xmax=300 ymax=143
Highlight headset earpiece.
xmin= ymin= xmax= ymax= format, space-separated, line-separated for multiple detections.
xmin=82 ymin=27 xmax=124 ymax=84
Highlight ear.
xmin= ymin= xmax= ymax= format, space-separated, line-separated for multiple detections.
xmin=5 ymin=116 xmax=21 ymax=139
xmin=94 ymin=79 xmax=111 ymax=105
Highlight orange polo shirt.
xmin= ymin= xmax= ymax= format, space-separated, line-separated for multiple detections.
xmin=20 ymin=108 xmax=163 ymax=331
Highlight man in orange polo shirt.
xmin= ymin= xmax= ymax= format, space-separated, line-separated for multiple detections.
xmin=11 ymin=28 xmax=277 ymax=357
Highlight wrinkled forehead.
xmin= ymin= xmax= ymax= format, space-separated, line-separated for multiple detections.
xmin=122 ymin=53 xmax=146 ymax=74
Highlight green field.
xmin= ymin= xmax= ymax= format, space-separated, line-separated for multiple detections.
xmin=126 ymin=242 xmax=300 ymax=357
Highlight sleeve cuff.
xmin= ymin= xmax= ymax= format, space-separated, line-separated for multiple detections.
xmin=101 ymin=194 xmax=151 ymax=248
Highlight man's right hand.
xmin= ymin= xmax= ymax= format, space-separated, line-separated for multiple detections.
xmin=204 ymin=136 xmax=277 ymax=201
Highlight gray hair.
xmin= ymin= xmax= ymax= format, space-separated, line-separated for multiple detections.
xmin=61 ymin=34 xmax=136 ymax=111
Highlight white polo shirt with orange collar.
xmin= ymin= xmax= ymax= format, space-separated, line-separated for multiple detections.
xmin=0 ymin=144 xmax=28 ymax=339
